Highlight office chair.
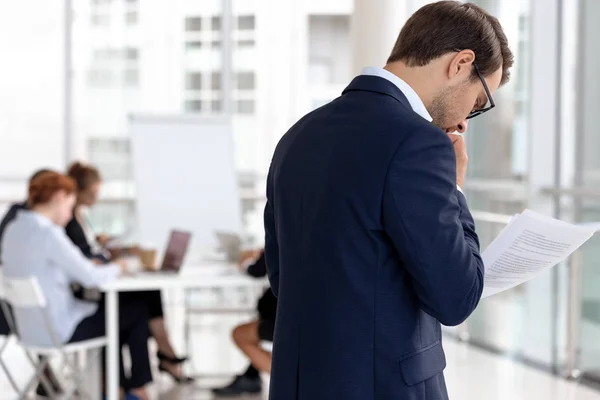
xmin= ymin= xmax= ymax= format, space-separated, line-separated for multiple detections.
xmin=2 ymin=276 xmax=106 ymax=399
xmin=0 ymin=272 xmax=22 ymax=393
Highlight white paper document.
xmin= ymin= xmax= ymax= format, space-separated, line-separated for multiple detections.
xmin=105 ymin=227 xmax=135 ymax=249
xmin=481 ymin=210 xmax=597 ymax=298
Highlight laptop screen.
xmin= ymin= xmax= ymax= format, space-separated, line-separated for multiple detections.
xmin=161 ymin=230 xmax=192 ymax=271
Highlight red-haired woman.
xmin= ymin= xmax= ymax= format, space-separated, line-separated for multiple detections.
xmin=1 ymin=171 xmax=152 ymax=400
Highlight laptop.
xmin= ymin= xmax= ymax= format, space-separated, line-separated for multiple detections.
xmin=157 ymin=230 xmax=192 ymax=273
xmin=215 ymin=232 xmax=242 ymax=262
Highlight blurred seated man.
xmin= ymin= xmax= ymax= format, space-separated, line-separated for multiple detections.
xmin=212 ymin=249 xmax=277 ymax=396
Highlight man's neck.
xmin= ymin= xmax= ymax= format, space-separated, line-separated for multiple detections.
xmin=383 ymin=62 xmax=436 ymax=109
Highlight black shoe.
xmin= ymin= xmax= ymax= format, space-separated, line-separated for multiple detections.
xmin=158 ymin=362 xmax=195 ymax=384
xmin=157 ymin=351 xmax=188 ymax=364
xmin=35 ymin=380 xmax=62 ymax=398
xmin=212 ymin=375 xmax=262 ymax=396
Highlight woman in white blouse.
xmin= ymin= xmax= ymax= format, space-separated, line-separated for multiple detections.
xmin=2 ymin=171 xmax=152 ymax=400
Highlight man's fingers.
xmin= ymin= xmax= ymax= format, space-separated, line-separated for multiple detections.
xmin=447 ymin=133 xmax=465 ymax=149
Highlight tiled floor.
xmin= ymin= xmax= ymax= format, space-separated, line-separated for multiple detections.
xmin=443 ymin=340 xmax=600 ymax=400
xmin=2 ymin=304 xmax=600 ymax=399
xmin=144 ymin=338 xmax=600 ymax=400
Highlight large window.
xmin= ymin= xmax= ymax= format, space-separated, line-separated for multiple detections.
xmin=236 ymin=99 xmax=255 ymax=114
xmin=211 ymin=72 xmax=222 ymax=90
xmin=186 ymin=72 xmax=203 ymax=91
xmin=182 ymin=11 xmax=258 ymax=119
xmin=236 ymin=72 xmax=255 ymax=90
xmin=88 ymin=47 xmax=140 ymax=88
xmin=450 ymin=0 xmax=538 ymax=363
xmin=405 ymin=0 xmax=542 ymax=367
xmin=407 ymin=0 xmax=600 ymax=380
xmin=0 ymin=2 xmax=65 ymax=192
xmin=572 ymin=0 xmax=600 ymax=384
xmin=237 ymin=15 xmax=255 ymax=31
xmin=86 ymin=201 xmax=136 ymax=237
xmin=91 ymin=13 xmax=110 ymax=27
xmin=212 ymin=16 xmax=222 ymax=31
xmin=88 ymin=139 xmax=132 ymax=181
xmin=185 ymin=17 xmax=203 ymax=32
xmin=307 ymin=15 xmax=351 ymax=86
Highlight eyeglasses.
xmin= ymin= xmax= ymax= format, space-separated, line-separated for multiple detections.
xmin=466 ymin=63 xmax=495 ymax=120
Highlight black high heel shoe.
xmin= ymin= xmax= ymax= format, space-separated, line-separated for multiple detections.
xmin=157 ymin=351 xmax=188 ymax=364
xmin=157 ymin=352 xmax=194 ymax=383
xmin=157 ymin=363 xmax=195 ymax=384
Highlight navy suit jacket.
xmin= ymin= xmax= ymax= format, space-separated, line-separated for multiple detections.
xmin=264 ymin=75 xmax=484 ymax=400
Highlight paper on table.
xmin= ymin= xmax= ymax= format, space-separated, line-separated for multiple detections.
xmin=481 ymin=210 xmax=596 ymax=298
xmin=105 ymin=228 xmax=135 ymax=249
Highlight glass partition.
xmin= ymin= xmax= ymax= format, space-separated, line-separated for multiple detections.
xmin=410 ymin=0 xmax=590 ymax=373
xmin=574 ymin=0 xmax=600 ymax=382
xmin=456 ymin=0 xmax=552 ymax=363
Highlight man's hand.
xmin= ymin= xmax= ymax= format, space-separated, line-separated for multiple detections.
xmin=447 ymin=133 xmax=468 ymax=189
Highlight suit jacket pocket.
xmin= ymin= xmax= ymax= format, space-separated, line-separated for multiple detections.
xmin=399 ymin=340 xmax=446 ymax=386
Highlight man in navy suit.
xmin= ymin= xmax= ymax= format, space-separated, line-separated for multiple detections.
xmin=264 ymin=2 xmax=514 ymax=399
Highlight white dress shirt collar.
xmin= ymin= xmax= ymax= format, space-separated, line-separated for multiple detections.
xmin=360 ymin=67 xmax=464 ymax=194
xmin=360 ymin=67 xmax=432 ymax=122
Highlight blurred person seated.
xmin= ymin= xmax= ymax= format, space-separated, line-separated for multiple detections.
xmin=0 ymin=168 xmax=65 ymax=397
xmin=65 ymin=162 xmax=193 ymax=383
xmin=1 ymin=171 xmax=153 ymax=399
xmin=64 ymin=163 xmax=137 ymax=263
xmin=212 ymin=249 xmax=277 ymax=396
xmin=0 ymin=168 xmax=53 ymax=261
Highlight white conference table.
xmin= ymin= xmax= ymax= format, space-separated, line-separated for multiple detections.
xmin=101 ymin=262 xmax=265 ymax=400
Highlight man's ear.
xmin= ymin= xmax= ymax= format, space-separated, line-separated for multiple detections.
xmin=447 ymin=50 xmax=475 ymax=80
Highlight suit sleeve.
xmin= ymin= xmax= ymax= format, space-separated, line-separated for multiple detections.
xmin=382 ymin=127 xmax=484 ymax=326
xmin=264 ymin=165 xmax=280 ymax=297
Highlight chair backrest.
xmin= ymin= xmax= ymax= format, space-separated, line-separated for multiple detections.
xmin=3 ymin=277 xmax=47 ymax=308
xmin=2 ymin=276 xmax=63 ymax=348
xmin=0 ymin=271 xmax=17 ymax=336
xmin=0 ymin=271 xmax=5 ymax=300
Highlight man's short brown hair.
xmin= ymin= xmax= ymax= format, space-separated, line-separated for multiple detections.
xmin=387 ymin=1 xmax=514 ymax=85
